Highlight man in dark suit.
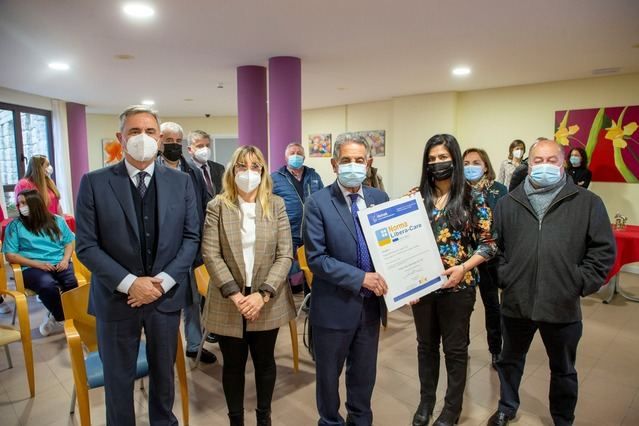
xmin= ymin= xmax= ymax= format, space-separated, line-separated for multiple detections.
xmin=303 ymin=133 xmax=389 ymax=426
xmin=76 ymin=106 xmax=200 ymax=426
xmin=186 ymin=129 xmax=225 ymax=198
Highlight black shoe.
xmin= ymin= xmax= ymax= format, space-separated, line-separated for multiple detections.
xmin=228 ymin=412 xmax=244 ymax=426
xmin=206 ymin=333 xmax=219 ymax=343
xmin=412 ymin=402 xmax=433 ymax=426
xmin=186 ymin=348 xmax=217 ymax=364
xmin=432 ymin=412 xmax=460 ymax=426
xmin=487 ymin=410 xmax=514 ymax=426
xmin=491 ymin=353 xmax=500 ymax=369
xmin=256 ymin=408 xmax=271 ymax=426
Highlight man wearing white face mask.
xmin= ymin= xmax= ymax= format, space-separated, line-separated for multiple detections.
xmin=302 ymin=133 xmax=389 ymax=426
xmin=186 ymin=130 xmax=225 ymax=198
xmin=489 ymin=139 xmax=615 ymax=426
xmin=75 ymin=105 xmax=200 ymax=426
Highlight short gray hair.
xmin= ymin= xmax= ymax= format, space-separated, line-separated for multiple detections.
xmin=333 ymin=133 xmax=370 ymax=159
xmin=119 ymin=105 xmax=161 ymax=134
xmin=529 ymin=139 xmax=564 ymax=159
xmin=285 ymin=142 xmax=305 ymax=156
xmin=187 ymin=130 xmax=211 ymax=145
xmin=160 ymin=121 xmax=184 ymax=137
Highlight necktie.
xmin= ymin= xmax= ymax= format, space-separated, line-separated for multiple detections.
xmin=137 ymin=171 xmax=148 ymax=197
xmin=201 ymin=165 xmax=214 ymax=195
xmin=348 ymin=193 xmax=374 ymax=297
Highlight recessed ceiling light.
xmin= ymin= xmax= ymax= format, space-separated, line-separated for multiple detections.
xmin=141 ymin=99 xmax=155 ymax=105
xmin=123 ymin=3 xmax=155 ymax=18
xmin=114 ymin=54 xmax=135 ymax=60
xmin=48 ymin=62 xmax=70 ymax=71
xmin=452 ymin=66 xmax=471 ymax=76
xmin=183 ymin=98 xmax=194 ymax=102
xmin=592 ymin=67 xmax=621 ymax=75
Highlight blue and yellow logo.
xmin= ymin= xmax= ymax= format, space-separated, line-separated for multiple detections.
xmin=375 ymin=228 xmax=392 ymax=246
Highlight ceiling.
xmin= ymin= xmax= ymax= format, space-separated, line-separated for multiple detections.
xmin=1 ymin=0 xmax=638 ymax=116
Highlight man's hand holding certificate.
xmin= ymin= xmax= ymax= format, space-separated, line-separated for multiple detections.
xmin=357 ymin=194 xmax=446 ymax=311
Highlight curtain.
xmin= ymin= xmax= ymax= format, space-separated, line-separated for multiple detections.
xmin=51 ymin=99 xmax=74 ymax=214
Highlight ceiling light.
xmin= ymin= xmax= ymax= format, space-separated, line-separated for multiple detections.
xmin=48 ymin=62 xmax=70 ymax=71
xmin=141 ymin=99 xmax=155 ymax=105
xmin=592 ymin=67 xmax=621 ymax=75
xmin=452 ymin=66 xmax=471 ymax=76
xmin=123 ymin=3 xmax=155 ymax=18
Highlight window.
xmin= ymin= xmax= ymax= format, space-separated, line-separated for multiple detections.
xmin=0 ymin=102 xmax=54 ymax=216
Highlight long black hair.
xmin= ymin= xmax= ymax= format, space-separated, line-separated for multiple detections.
xmin=17 ymin=189 xmax=62 ymax=241
xmin=419 ymin=134 xmax=472 ymax=230
xmin=567 ymin=147 xmax=588 ymax=169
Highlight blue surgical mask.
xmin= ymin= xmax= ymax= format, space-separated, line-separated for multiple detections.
xmin=464 ymin=165 xmax=484 ymax=181
xmin=337 ymin=163 xmax=367 ymax=188
xmin=530 ymin=164 xmax=562 ymax=187
xmin=287 ymin=154 xmax=304 ymax=169
xmin=569 ymin=155 xmax=581 ymax=167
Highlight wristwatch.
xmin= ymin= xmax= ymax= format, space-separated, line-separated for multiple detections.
xmin=259 ymin=290 xmax=271 ymax=303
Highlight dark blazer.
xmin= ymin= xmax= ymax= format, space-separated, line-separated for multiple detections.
xmin=75 ymin=161 xmax=200 ymax=321
xmin=187 ymin=158 xmax=225 ymax=198
xmin=303 ymin=181 xmax=389 ymax=330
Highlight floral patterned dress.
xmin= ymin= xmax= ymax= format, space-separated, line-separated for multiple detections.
xmin=430 ymin=189 xmax=497 ymax=293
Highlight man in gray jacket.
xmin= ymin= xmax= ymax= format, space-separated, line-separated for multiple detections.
xmin=488 ymin=139 xmax=615 ymax=426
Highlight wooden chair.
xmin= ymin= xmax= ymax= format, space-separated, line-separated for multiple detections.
xmin=61 ymin=284 xmax=190 ymax=425
xmin=296 ymin=246 xmax=313 ymax=316
xmin=0 ymin=249 xmax=35 ymax=397
xmin=194 ymin=265 xmax=299 ymax=372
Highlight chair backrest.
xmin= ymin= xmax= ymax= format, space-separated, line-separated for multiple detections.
xmin=71 ymin=250 xmax=91 ymax=284
xmin=61 ymin=284 xmax=97 ymax=352
xmin=297 ymin=246 xmax=313 ymax=288
xmin=0 ymin=243 xmax=7 ymax=291
xmin=193 ymin=265 xmax=210 ymax=297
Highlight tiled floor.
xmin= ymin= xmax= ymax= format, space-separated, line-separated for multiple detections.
xmin=2 ymin=271 xmax=639 ymax=425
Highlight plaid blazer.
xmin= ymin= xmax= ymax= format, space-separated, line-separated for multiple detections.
xmin=202 ymin=194 xmax=295 ymax=338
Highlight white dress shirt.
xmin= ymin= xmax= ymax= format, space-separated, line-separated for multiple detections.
xmin=337 ymin=180 xmax=367 ymax=213
xmin=238 ymin=197 xmax=257 ymax=288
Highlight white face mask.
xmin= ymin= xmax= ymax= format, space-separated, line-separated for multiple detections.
xmin=125 ymin=133 xmax=158 ymax=162
xmin=19 ymin=205 xmax=30 ymax=217
xmin=45 ymin=165 xmax=54 ymax=176
xmin=193 ymin=147 xmax=211 ymax=163
xmin=235 ymin=170 xmax=261 ymax=193
xmin=512 ymin=149 xmax=523 ymax=159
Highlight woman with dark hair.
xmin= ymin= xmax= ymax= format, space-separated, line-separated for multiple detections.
xmin=14 ymin=155 xmax=63 ymax=215
xmin=410 ymin=135 xmax=496 ymax=426
xmin=2 ymin=190 xmax=78 ymax=336
xmin=566 ymin=147 xmax=592 ymax=188
xmin=497 ymin=139 xmax=526 ymax=188
xmin=463 ymin=148 xmax=507 ymax=368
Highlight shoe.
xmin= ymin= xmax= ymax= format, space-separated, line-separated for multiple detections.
xmin=256 ymin=408 xmax=271 ymax=426
xmin=432 ymin=411 xmax=460 ymax=426
xmin=487 ymin=410 xmax=514 ymax=426
xmin=491 ymin=353 xmax=500 ymax=369
xmin=186 ymin=348 xmax=217 ymax=364
xmin=205 ymin=333 xmax=218 ymax=343
xmin=228 ymin=412 xmax=244 ymax=426
xmin=0 ymin=302 xmax=11 ymax=314
xmin=39 ymin=312 xmax=62 ymax=336
xmin=412 ymin=402 xmax=433 ymax=426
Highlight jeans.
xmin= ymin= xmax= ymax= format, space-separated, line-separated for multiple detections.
xmin=477 ymin=260 xmax=502 ymax=354
xmin=23 ymin=263 xmax=79 ymax=321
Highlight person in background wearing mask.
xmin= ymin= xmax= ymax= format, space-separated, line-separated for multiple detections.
xmin=271 ymin=142 xmax=323 ymax=294
xmin=303 ymin=133 xmax=389 ymax=426
xmin=14 ymin=154 xmax=63 ymax=215
xmin=497 ymin=139 xmax=526 ymax=189
xmin=463 ymin=148 xmax=507 ymax=369
xmin=409 ymin=135 xmax=496 ymax=426
xmin=187 ymin=130 xmax=225 ymax=198
xmin=201 ymin=145 xmax=295 ymax=426
xmin=488 ymin=139 xmax=615 ymax=426
xmin=158 ymin=122 xmax=217 ymax=364
xmin=566 ymin=147 xmax=592 ymax=189
xmin=75 ymin=105 xmax=200 ymax=425
xmin=2 ymin=189 xmax=78 ymax=336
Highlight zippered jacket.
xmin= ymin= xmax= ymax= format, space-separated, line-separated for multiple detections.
xmin=494 ymin=178 xmax=615 ymax=323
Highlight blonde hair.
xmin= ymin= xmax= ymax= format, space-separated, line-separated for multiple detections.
xmin=25 ymin=155 xmax=60 ymax=207
xmin=218 ymin=145 xmax=274 ymax=220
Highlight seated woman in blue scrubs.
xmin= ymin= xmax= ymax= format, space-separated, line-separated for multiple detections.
xmin=2 ymin=189 xmax=78 ymax=336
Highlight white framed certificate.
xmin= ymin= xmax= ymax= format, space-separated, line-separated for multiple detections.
xmin=358 ymin=194 xmax=447 ymax=311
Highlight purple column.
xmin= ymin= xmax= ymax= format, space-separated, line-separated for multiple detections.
xmin=237 ymin=65 xmax=268 ymax=156
xmin=268 ymin=56 xmax=301 ymax=170
xmin=66 ymin=102 xmax=88 ymax=207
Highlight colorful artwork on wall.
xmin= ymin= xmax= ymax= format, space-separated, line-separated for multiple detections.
xmin=353 ymin=130 xmax=386 ymax=157
xmin=102 ymin=138 xmax=123 ymax=165
xmin=555 ymin=105 xmax=639 ymax=183
xmin=308 ymin=133 xmax=332 ymax=157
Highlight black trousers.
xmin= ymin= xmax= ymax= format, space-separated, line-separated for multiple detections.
xmin=497 ymin=316 xmax=582 ymax=426
xmin=477 ymin=261 xmax=502 ymax=354
xmin=411 ymin=287 xmax=476 ymax=418
xmin=217 ymin=324 xmax=280 ymax=417
xmin=23 ymin=263 xmax=78 ymax=321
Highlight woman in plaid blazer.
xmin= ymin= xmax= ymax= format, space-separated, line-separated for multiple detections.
xmin=202 ymin=145 xmax=296 ymax=426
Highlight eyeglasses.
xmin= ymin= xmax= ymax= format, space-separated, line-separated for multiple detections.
xmin=235 ymin=162 xmax=263 ymax=172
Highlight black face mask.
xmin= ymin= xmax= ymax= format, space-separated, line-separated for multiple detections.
xmin=427 ymin=161 xmax=454 ymax=181
xmin=162 ymin=143 xmax=182 ymax=162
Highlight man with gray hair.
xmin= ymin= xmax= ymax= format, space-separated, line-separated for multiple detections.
xmin=303 ymin=133 xmax=389 ymax=425
xmin=488 ymin=139 xmax=615 ymax=426
xmin=271 ymin=142 xmax=323 ymax=293
xmin=186 ymin=130 xmax=225 ymax=198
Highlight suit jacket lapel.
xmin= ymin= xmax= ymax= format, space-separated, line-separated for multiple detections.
xmin=109 ymin=161 xmax=140 ymax=240
xmin=330 ymin=182 xmax=357 ymax=240
xmin=253 ymin=201 xmax=267 ymax=284
xmin=154 ymin=166 xmax=169 ymax=235
xmin=222 ymin=201 xmax=246 ymax=283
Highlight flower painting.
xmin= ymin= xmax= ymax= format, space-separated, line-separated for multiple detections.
xmin=308 ymin=133 xmax=332 ymax=157
xmin=554 ymin=105 xmax=639 ymax=183
xmin=102 ymin=138 xmax=123 ymax=165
